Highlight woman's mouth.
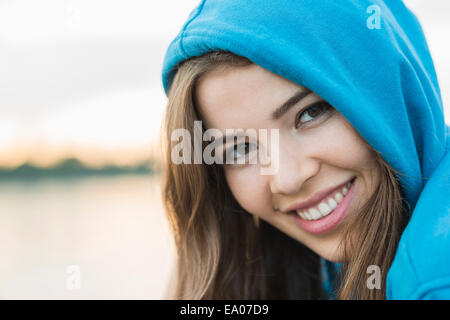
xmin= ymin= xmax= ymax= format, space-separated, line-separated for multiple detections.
xmin=289 ymin=177 xmax=357 ymax=234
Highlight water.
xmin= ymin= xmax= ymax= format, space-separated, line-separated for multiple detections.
xmin=0 ymin=175 xmax=176 ymax=299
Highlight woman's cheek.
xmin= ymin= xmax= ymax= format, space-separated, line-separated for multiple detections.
xmin=225 ymin=167 xmax=272 ymax=217
xmin=325 ymin=117 xmax=376 ymax=169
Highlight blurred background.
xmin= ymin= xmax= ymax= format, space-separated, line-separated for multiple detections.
xmin=0 ymin=0 xmax=449 ymax=299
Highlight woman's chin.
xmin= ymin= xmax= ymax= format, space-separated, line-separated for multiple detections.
xmin=314 ymin=246 xmax=346 ymax=263
xmin=320 ymin=254 xmax=346 ymax=263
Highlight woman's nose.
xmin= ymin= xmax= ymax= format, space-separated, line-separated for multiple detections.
xmin=269 ymin=148 xmax=320 ymax=195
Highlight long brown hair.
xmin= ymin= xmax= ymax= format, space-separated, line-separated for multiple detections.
xmin=160 ymin=50 xmax=409 ymax=299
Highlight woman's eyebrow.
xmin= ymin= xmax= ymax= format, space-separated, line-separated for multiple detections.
xmin=271 ymin=88 xmax=311 ymax=120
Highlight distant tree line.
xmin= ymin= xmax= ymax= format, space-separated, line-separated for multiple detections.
xmin=0 ymin=157 xmax=160 ymax=179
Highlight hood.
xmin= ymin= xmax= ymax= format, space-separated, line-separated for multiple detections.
xmin=161 ymin=0 xmax=450 ymax=298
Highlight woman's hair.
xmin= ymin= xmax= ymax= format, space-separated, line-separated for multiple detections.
xmin=160 ymin=50 xmax=410 ymax=299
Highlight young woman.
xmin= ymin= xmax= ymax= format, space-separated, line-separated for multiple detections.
xmin=160 ymin=0 xmax=450 ymax=299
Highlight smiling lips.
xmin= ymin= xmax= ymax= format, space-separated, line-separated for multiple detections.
xmin=295 ymin=180 xmax=354 ymax=220
xmin=284 ymin=178 xmax=355 ymax=221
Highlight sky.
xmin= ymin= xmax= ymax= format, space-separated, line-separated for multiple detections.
xmin=0 ymin=0 xmax=449 ymax=168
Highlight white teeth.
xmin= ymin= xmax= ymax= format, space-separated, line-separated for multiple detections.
xmin=298 ymin=211 xmax=306 ymax=219
xmin=318 ymin=202 xmax=332 ymax=215
xmin=304 ymin=211 xmax=313 ymax=220
xmin=309 ymin=208 xmax=322 ymax=220
xmin=295 ymin=179 xmax=354 ymax=221
xmin=328 ymin=198 xmax=338 ymax=210
xmin=342 ymin=186 xmax=348 ymax=195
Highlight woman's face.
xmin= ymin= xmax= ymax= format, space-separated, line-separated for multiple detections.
xmin=195 ymin=64 xmax=381 ymax=262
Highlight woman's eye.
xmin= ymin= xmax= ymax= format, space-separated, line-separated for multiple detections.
xmin=225 ymin=142 xmax=257 ymax=163
xmin=295 ymin=101 xmax=332 ymax=129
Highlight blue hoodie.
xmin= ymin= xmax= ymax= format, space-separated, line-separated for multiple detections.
xmin=161 ymin=0 xmax=450 ymax=299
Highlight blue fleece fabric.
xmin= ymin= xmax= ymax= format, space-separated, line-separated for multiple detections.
xmin=321 ymin=258 xmax=342 ymax=299
xmin=161 ymin=0 xmax=450 ymax=299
